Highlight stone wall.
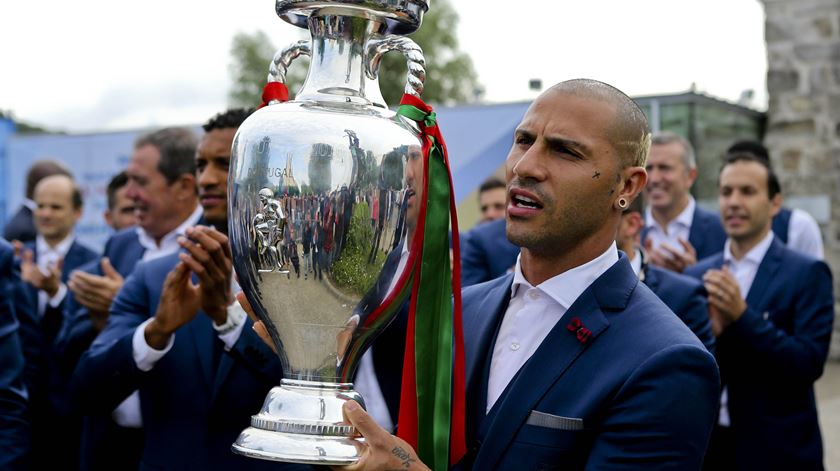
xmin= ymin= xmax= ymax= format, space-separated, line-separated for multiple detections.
xmin=761 ymin=0 xmax=840 ymax=359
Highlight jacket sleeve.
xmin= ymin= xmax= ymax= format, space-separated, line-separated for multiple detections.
xmin=71 ymin=263 xmax=151 ymax=414
xmin=460 ymin=232 xmax=490 ymax=287
xmin=226 ymin=319 xmax=284 ymax=383
xmin=679 ymin=283 xmax=716 ymax=354
xmin=728 ymin=260 xmax=834 ymax=383
xmin=585 ymin=344 xmax=720 ymax=470
xmin=0 ymin=246 xmax=31 ymax=470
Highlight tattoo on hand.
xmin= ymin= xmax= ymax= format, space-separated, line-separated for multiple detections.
xmin=392 ymin=446 xmax=416 ymax=469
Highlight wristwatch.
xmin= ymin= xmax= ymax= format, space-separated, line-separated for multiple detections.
xmin=213 ymin=300 xmax=247 ymax=336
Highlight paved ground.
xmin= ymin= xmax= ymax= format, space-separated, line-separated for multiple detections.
xmin=819 ymin=360 xmax=840 ymax=470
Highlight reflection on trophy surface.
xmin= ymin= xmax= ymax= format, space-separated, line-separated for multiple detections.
xmin=254 ymin=188 xmax=288 ymax=273
xmin=228 ymin=0 xmax=430 ymax=464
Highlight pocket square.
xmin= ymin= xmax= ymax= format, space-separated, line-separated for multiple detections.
xmin=526 ymin=410 xmax=584 ymax=431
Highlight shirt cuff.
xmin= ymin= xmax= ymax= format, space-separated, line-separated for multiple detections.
xmin=133 ymin=318 xmax=175 ymax=372
xmin=217 ymin=301 xmax=247 ymax=351
xmin=48 ymin=283 xmax=67 ymax=307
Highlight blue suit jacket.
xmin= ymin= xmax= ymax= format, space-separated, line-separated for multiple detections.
xmin=2 ymin=206 xmax=36 ymax=244
xmin=460 ymin=255 xmax=720 ymax=470
xmin=642 ymin=262 xmax=715 ymax=353
xmin=13 ymin=239 xmax=98 ymax=469
xmin=72 ymin=252 xmax=304 ymax=470
xmin=0 ymin=239 xmax=30 ymax=471
xmin=685 ymin=238 xmax=834 ymax=469
xmin=460 ymin=218 xmax=519 ymax=287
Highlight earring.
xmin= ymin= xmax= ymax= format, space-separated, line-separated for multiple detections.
xmin=618 ymin=198 xmax=628 ymax=209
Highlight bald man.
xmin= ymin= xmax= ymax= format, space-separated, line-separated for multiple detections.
xmin=16 ymin=174 xmax=98 ymax=470
xmin=254 ymin=79 xmax=720 ymax=471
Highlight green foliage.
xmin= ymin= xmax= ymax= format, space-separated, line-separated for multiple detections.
xmin=227 ymin=31 xmax=309 ymax=108
xmin=378 ymin=0 xmax=479 ymax=106
xmin=331 ymin=202 xmax=386 ymax=296
xmin=227 ymin=0 xmax=479 ymax=107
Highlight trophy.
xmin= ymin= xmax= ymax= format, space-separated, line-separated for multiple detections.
xmin=228 ymin=0 xmax=429 ymax=464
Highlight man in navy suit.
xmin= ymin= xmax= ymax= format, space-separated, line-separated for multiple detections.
xmin=59 ymin=126 xmax=201 ymax=470
xmin=685 ymin=153 xmax=834 ymax=470
xmin=0 ymin=238 xmax=30 ymax=471
xmin=334 ymin=79 xmax=720 ymax=470
xmin=73 ymin=109 xmax=306 ymax=470
xmin=617 ymin=196 xmax=715 ymax=353
xmin=643 ymin=132 xmax=726 ymax=273
xmin=14 ymin=174 xmax=98 ymax=469
xmin=460 ymin=177 xmax=520 ymax=287
xmin=2 ymin=160 xmax=72 ymax=244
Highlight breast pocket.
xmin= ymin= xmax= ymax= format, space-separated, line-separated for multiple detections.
xmin=500 ymin=424 xmax=591 ymax=470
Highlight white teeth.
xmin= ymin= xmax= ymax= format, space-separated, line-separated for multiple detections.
xmin=518 ymin=195 xmax=537 ymax=204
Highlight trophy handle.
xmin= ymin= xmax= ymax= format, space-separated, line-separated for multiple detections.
xmin=267 ymin=39 xmax=311 ymax=94
xmin=365 ymin=36 xmax=426 ymax=97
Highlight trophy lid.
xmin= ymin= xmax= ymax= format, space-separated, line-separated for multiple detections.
xmin=276 ymin=0 xmax=429 ymax=35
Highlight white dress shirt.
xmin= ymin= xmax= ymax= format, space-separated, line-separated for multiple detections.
xmin=786 ymin=208 xmax=823 ymax=260
xmin=487 ymin=242 xmax=619 ymax=412
xmin=717 ymin=230 xmax=774 ymax=427
xmin=354 ymin=242 xmax=410 ymax=432
xmin=644 ymin=196 xmax=695 ymax=255
xmin=34 ymin=233 xmax=74 ymax=316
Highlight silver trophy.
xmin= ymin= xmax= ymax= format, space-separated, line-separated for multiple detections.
xmin=228 ymin=0 xmax=428 ymax=465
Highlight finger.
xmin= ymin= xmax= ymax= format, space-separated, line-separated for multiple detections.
xmin=252 ymin=321 xmax=277 ymax=354
xmin=178 ymin=236 xmax=212 ymax=265
xmin=101 ymin=258 xmax=123 ymax=281
xmin=178 ymin=253 xmax=207 ymax=279
xmin=185 ymin=231 xmax=230 ymax=283
xmin=342 ymin=400 xmax=388 ymax=446
xmin=236 ymin=292 xmax=257 ymax=321
xmin=678 ymin=238 xmax=696 ymax=255
xmin=643 ymin=236 xmax=653 ymax=252
xmin=12 ymin=241 xmax=23 ymax=258
xmin=22 ymin=249 xmax=34 ymax=265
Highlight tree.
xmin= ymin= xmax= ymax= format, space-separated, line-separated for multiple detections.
xmin=227 ymin=0 xmax=479 ymax=108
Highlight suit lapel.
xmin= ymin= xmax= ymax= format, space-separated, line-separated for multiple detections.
xmin=61 ymin=242 xmax=83 ymax=282
xmin=474 ymin=259 xmax=636 ymax=470
xmin=186 ymin=271 xmax=215 ymax=392
xmin=745 ymin=238 xmax=783 ymax=309
xmin=464 ymin=275 xmax=512 ymax=398
xmin=688 ymin=206 xmax=705 ymax=255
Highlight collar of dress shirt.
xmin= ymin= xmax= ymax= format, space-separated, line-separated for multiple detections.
xmin=23 ymin=198 xmax=37 ymax=211
xmin=723 ymin=229 xmax=774 ymax=267
xmin=645 ymin=195 xmax=696 ymax=232
xmin=36 ymin=232 xmax=75 ymax=261
xmin=630 ymin=247 xmax=643 ymax=277
xmin=136 ymin=204 xmax=203 ymax=255
xmin=510 ymin=241 xmax=619 ymax=310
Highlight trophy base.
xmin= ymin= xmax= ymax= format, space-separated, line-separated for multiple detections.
xmin=232 ymin=379 xmax=366 ymax=465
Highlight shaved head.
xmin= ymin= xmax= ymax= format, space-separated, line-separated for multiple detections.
xmin=548 ymin=79 xmax=651 ymax=168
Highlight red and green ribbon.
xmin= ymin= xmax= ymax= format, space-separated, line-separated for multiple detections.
xmin=395 ymin=94 xmax=467 ymax=470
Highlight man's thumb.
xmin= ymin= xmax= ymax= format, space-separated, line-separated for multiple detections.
xmin=343 ymin=400 xmax=383 ymax=443
xmin=101 ymin=257 xmax=122 ymax=279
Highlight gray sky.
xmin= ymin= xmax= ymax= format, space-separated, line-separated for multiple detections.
xmin=0 ymin=0 xmax=767 ymax=133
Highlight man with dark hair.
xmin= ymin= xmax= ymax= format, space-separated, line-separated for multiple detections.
xmin=104 ymin=171 xmax=137 ymax=231
xmin=460 ymin=175 xmax=520 ymax=286
xmin=643 ymin=131 xmax=726 ymax=272
xmin=74 ymin=109 xmax=305 ymax=470
xmin=15 ymin=174 xmax=98 ymax=470
xmin=0 ymin=238 xmax=31 ymax=471
xmin=686 ymin=153 xmax=834 ymax=470
xmin=477 ymin=176 xmax=506 ymax=224
xmin=617 ymin=196 xmax=715 ymax=352
xmin=3 ymin=160 xmax=72 ymax=243
xmin=58 ymin=126 xmax=200 ymax=470
xmin=321 ymin=79 xmax=720 ymax=470
xmin=726 ymin=139 xmax=823 ymax=259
